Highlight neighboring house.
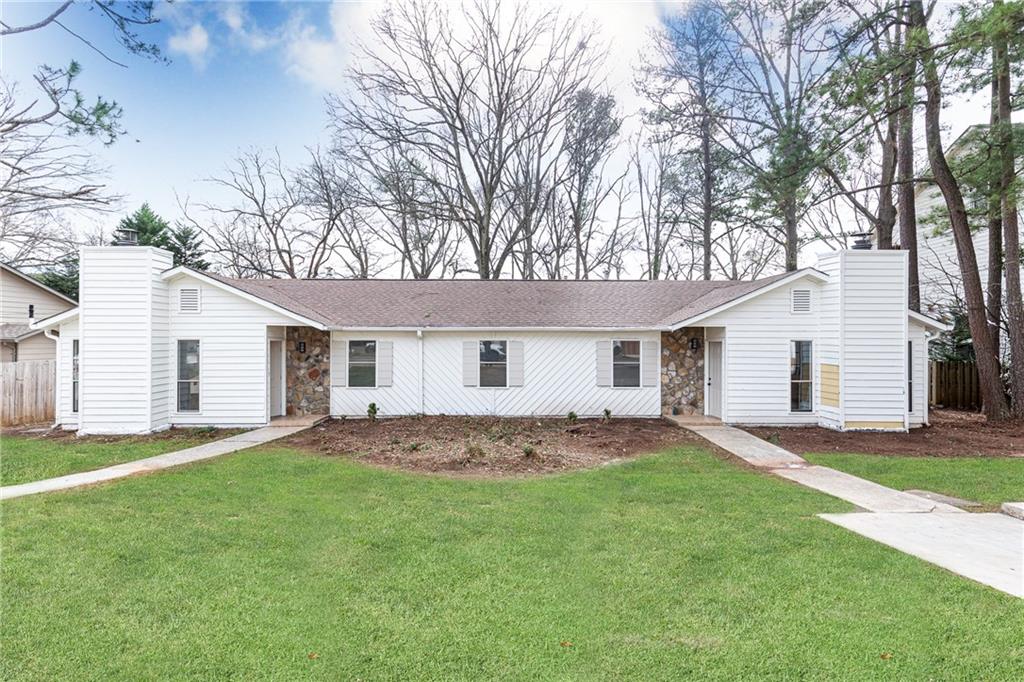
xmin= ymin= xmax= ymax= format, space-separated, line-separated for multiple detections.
xmin=33 ymin=245 xmax=947 ymax=435
xmin=911 ymin=124 xmax=1024 ymax=318
xmin=0 ymin=263 xmax=77 ymax=362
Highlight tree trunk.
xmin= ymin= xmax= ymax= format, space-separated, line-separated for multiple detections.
xmin=701 ymin=114 xmax=713 ymax=280
xmin=784 ymin=196 xmax=798 ymax=272
xmin=876 ymin=105 xmax=898 ymax=249
xmin=897 ymin=12 xmax=920 ymax=311
xmin=910 ymin=0 xmax=1009 ymax=419
xmin=994 ymin=0 xmax=1024 ymax=415
xmin=987 ymin=71 xmax=1003 ymax=360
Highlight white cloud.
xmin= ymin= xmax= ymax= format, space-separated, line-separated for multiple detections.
xmin=283 ymin=2 xmax=373 ymax=92
xmin=219 ymin=2 xmax=276 ymax=52
xmin=168 ymin=24 xmax=210 ymax=68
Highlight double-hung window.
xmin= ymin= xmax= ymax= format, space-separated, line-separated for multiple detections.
xmin=479 ymin=340 xmax=507 ymax=388
xmin=348 ymin=340 xmax=376 ymax=387
xmin=612 ymin=340 xmax=641 ymax=388
xmin=72 ymin=339 xmax=80 ymax=413
xmin=790 ymin=340 xmax=813 ymax=412
xmin=177 ymin=340 xmax=200 ymax=412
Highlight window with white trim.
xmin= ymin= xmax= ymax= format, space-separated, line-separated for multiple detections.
xmin=479 ymin=340 xmax=507 ymax=388
xmin=72 ymin=339 xmax=80 ymax=413
xmin=348 ymin=340 xmax=376 ymax=387
xmin=177 ymin=340 xmax=200 ymax=412
xmin=790 ymin=340 xmax=813 ymax=412
xmin=612 ymin=340 xmax=641 ymax=388
xmin=791 ymin=289 xmax=811 ymax=313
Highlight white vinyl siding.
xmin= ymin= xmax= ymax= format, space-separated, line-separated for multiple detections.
xmin=55 ymin=319 xmax=79 ymax=429
xmin=14 ymin=334 xmax=56 ymax=361
xmin=908 ymin=321 xmax=929 ymax=427
xmin=168 ymin=276 xmax=297 ymax=427
xmin=814 ymin=253 xmax=843 ymax=429
xmin=700 ymin=281 xmax=821 ymax=425
xmin=78 ymin=247 xmax=173 ymax=435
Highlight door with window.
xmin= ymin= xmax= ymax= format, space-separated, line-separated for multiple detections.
xmin=706 ymin=341 xmax=723 ymax=418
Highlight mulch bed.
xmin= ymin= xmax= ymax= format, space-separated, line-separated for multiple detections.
xmin=283 ymin=416 xmax=696 ymax=477
xmin=745 ymin=410 xmax=1024 ymax=458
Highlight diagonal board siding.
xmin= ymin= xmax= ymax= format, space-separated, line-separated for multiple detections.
xmin=422 ymin=331 xmax=660 ymax=417
xmin=329 ymin=330 xmax=661 ymax=417
xmin=331 ymin=332 xmax=420 ymax=416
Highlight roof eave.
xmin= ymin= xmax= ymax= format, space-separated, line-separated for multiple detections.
xmin=30 ymin=307 xmax=80 ymax=330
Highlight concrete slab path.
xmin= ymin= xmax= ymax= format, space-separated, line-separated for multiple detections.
xmin=821 ymin=512 xmax=1024 ymax=598
xmin=1 ymin=424 xmax=310 ymax=501
xmin=679 ymin=423 xmax=808 ymax=469
xmin=680 ymin=421 xmax=1023 ymax=598
xmin=774 ymin=466 xmax=964 ymax=513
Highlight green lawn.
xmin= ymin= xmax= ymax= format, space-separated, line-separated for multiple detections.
xmin=2 ymin=443 xmax=1022 ymax=680
xmin=805 ymin=453 xmax=1024 ymax=509
xmin=0 ymin=430 xmax=241 ymax=486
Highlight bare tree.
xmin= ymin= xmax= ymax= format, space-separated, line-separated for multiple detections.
xmin=335 ymin=0 xmax=601 ymax=279
xmin=633 ymin=135 xmax=683 ymax=279
xmin=185 ymin=149 xmax=375 ymax=279
xmin=908 ymin=0 xmax=1008 ymax=420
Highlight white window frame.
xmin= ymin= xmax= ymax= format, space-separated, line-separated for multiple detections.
xmin=611 ymin=338 xmax=642 ymax=389
xmin=908 ymin=340 xmax=914 ymax=413
xmin=175 ymin=338 xmax=201 ymax=413
xmin=71 ymin=338 xmax=80 ymax=414
xmin=789 ymin=339 xmax=814 ymax=414
xmin=178 ymin=287 xmax=201 ymax=314
xmin=479 ymin=339 xmax=509 ymax=389
xmin=348 ymin=339 xmax=377 ymax=389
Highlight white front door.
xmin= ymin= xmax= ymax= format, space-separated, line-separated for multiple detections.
xmin=706 ymin=341 xmax=723 ymax=419
xmin=269 ymin=340 xmax=285 ymax=417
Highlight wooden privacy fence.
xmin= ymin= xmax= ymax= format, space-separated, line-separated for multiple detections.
xmin=929 ymin=360 xmax=980 ymax=410
xmin=1 ymin=360 xmax=56 ymax=427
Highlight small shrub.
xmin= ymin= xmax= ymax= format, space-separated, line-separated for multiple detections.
xmin=766 ymin=432 xmax=781 ymax=446
xmin=367 ymin=403 xmax=379 ymax=421
xmin=567 ymin=411 xmax=578 ymax=424
xmin=602 ymin=408 xmax=612 ymax=423
xmin=465 ymin=443 xmax=485 ymax=459
xmin=404 ymin=441 xmax=425 ymax=452
xmin=193 ymin=426 xmax=217 ymax=435
xmin=522 ymin=444 xmax=536 ymax=458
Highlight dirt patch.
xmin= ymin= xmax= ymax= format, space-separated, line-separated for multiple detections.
xmin=283 ymin=416 xmax=695 ymax=477
xmin=745 ymin=410 xmax=1024 ymax=458
xmin=2 ymin=425 xmax=246 ymax=446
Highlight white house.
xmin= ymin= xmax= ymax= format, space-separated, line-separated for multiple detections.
xmin=32 ymin=245 xmax=947 ymax=435
xmin=1 ymin=262 xmax=77 ymax=362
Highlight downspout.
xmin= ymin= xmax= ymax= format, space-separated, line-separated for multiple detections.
xmin=44 ymin=328 xmax=60 ymax=428
xmin=417 ymin=329 xmax=424 ymax=415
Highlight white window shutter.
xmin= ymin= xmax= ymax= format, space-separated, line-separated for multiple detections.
xmin=507 ymin=340 xmax=524 ymax=387
xmin=642 ymin=340 xmax=659 ymax=387
xmin=462 ymin=341 xmax=479 ymax=387
xmin=596 ymin=340 xmax=611 ymax=386
xmin=331 ymin=335 xmax=347 ymax=387
xmin=377 ymin=341 xmax=393 ymax=387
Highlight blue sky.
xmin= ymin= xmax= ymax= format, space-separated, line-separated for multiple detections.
xmin=2 ymin=1 xmax=374 ymax=230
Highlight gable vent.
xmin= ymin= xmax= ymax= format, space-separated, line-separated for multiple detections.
xmin=179 ymin=288 xmax=201 ymax=313
xmin=791 ymin=289 xmax=811 ymax=313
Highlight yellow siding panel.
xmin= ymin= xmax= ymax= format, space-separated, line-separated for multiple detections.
xmin=844 ymin=421 xmax=904 ymax=430
xmin=820 ymin=363 xmax=840 ymax=408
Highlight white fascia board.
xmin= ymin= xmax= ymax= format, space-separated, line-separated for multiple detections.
xmin=30 ymin=307 xmax=80 ymax=330
xmin=908 ymin=309 xmax=952 ymax=332
xmin=666 ymin=269 xmax=829 ymax=330
xmin=161 ymin=267 xmax=328 ymax=330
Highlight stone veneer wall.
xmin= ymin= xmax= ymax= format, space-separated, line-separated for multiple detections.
xmin=661 ymin=328 xmax=704 ymax=415
xmin=286 ymin=327 xmax=330 ymax=416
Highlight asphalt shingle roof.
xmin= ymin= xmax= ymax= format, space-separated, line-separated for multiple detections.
xmin=205 ymin=271 xmax=798 ymax=329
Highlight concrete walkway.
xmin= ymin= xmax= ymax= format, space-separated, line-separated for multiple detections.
xmin=679 ymin=421 xmax=1024 ymax=598
xmin=1 ymin=422 xmax=314 ymax=501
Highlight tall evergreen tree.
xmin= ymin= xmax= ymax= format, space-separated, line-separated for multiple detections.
xmin=113 ymin=203 xmax=208 ymax=270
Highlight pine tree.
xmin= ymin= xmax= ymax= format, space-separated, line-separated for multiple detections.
xmin=168 ymin=225 xmax=210 ymax=271
xmin=114 ymin=203 xmax=173 ymax=250
xmin=36 ymin=257 xmax=79 ymax=300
